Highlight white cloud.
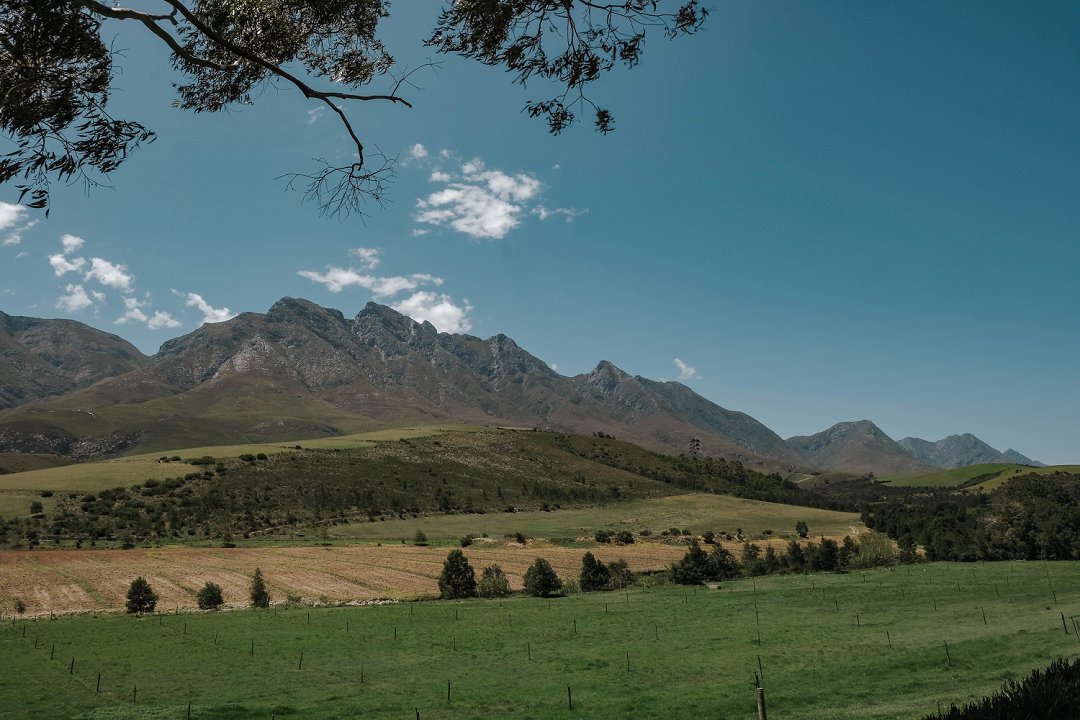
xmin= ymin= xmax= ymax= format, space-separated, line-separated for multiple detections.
xmin=0 ymin=201 xmax=26 ymax=232
xmin=412 ymin=228 xmax=430 ymax=237
xmin=147 ymin=311 xmax=181 ymax=330
xmin=3 ymin=218 xmax=38 ymax=246
xmin=56 ymin=284 xmax=95 ymax=312
xmin=307 ymin=106 xmax=326 ymax=124
xmin=391 ymin=291 xmax=472 ymax=333
xmin=532 ymin=206 xmax=587 ymax=222
xmin=182 ymin=292 xmax=235 ymax=323
xmin=60 ymin=234 xmax=85 ymax=254
xmin=115 ymin=297 xmax=148 ymax=325
xmin=48 ymin=253 xmax=86 ymax=276
xmin=674 ymin=358 xmax=701 ymax=381
xmin=408 ymin=143 xmax=428 ymax=159
xmin=15 ymin=251 xmax=28 ymax=259
xmin=349 ymin=247 xmax=380 ymax=269
xmin=298 ymin=267 xmax=442 ymax=298
xmin=414 ymin=158 xmax=547 ymax=240
xmin=84 ymin=257 xmax=134 ymax=292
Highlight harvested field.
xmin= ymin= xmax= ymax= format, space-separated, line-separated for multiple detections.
xmin=0 ymin=543 xmax=690 ymax=616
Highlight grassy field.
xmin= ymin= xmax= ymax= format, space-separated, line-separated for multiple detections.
xmin=328 ymin=493 xmax=863 ymax=545
xmin=1 ymin=561 xmax=1078 ymax=719
xmin=883 ymin=463 xmax=1080 ymax=489
xmin=0 ymin=426 xmax=480 ymax=498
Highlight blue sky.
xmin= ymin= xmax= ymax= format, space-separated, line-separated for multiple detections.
xmin=1 ymin=1 xmax=1078 ymax=464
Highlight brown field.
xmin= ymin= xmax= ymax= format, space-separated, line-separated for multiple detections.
xmin=0 ymin=542 xmax=702 ymax=616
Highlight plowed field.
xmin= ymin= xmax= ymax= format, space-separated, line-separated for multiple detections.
xmin=0 ymin=543 xmax=690 ymax=616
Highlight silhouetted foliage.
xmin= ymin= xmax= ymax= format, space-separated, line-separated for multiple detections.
xmin=921 ymin=657 xmax=1080 ymax=720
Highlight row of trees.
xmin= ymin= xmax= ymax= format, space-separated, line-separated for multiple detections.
xmin=438 ymin=550 xmax=635 ymax=601
xmin=125 ymin=568 xmax=270 ymax=614
xmin=669 ymin=534 xmax=900 ymax=585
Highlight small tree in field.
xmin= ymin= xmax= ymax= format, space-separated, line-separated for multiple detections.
xmin=250 ymin=568 xmax=270 ymax=608
xmin=795 ymin=520 xmax=809 ymax=538
xmin=579 ymin=552 xmax=611 ymax=592
xmin=197 ymin=581 xmax=224 ymax=610
xmin=126 ymin=576 xmax=157 ymax=614
xmin=438 ymin=549 xmax=477 ymax=599
xmin=523 ymin=557 xmax=562 ymax=597
xmin=478 ymin=564 xmax=511 ymax=598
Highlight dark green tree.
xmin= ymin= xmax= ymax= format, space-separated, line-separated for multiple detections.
xmin=709 ymin=545 xmax=740 ymax=580
xmin=523 ymin=557 xmax=562 ymax=597
xmin=579 ymin=551 xmax=611 ymax=592
xmin=670 ymin=540 xmax=710 ymax=585
xmin=196 ymin=581 xmax=224 ymax=610
xmin=477 ymin=564 xmax=511 ymax=599
xmin=1 ymin=1 xmax=705 ymax=215
xmin=125 ymin=576 xmax=157 ymax=614
xmin=250 ymin=568 xmax=270 ymax=608
xmin=795 ymin=520 xmax=809 ymax=538
xmin=606 ymin=559 xmax=633 ymax=590
xmin=438 ymin=549 xmax=477 ymax=599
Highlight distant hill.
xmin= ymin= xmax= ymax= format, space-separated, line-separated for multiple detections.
xmin=0 ymin=299 xmax=803 ymax=467
xmin=899 ymin=434 xmax=1044 ymax=469
xmin=786 ymin=420 xmax=935 ymax=476
xmin=0 ymin=310 xmax=145 ymax=409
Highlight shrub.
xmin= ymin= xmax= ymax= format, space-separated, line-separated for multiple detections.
xmin=125 ymin=576 xmax=158 ymax=614
xmin=579 ymin=551 xmax=611 ymax=591
xmin=478 ymin=564 xmax=511 ymax=598
xmin=197 ymin=581 xmax=224 ymax=610
xmin=413 ymin=530 xmax=428 ymax=546
xmin=29 ymin=501 xmax=43 ymax=515
xmin=514 ymin=532 xmax=527 ymax=544
xmin=523 ymin=557 xmax=562 ymax=597
xmin=438 ymin=549 xmax=478 ymax=599
xmin=459 ymin=535 xmax=474 ymax=548
xmin=594 ymin=529 xmax=613 ymax=544
xmin=795 ymin=520 xmax=809 ymax=538
xmin=607 ymin=559 xmax=633 ymax=589
xmin=250 ymin=568 xmax=270 ymax=608
xmin=614 ymin=530 xmax=634 ymax=545
xmin=14 ymin=599 xmax=26 ymax=614
xmin=849 ymin=533 xmax=897 ymax=569
xmin=702 ymin=530 xmax=715 ymax=544
xmin=670 ymin=540 xmax=710 ymax=585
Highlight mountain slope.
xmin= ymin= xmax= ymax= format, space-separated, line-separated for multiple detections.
xmin=899 ymin=434 xmax=1044 ymax=469
xmin=786 ymin=420 xmax=935 ymax=475
xmin=0 ymin=311 xmax=146 ymax=409
xmin=0 ymin=299 xmax=803 ymax=467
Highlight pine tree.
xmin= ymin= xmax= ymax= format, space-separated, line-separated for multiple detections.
xmin=125 ymin=576 xmax=158 ymax=614
xmin=438 ymin=550 xmax=477 ymax=599
xmin=579 ymin=552 xmax=611 ymax=592
xmin=250 ymin=568 xmax=270 ymax=608
xmin=523 ymin=557 xmax=562 ymax=597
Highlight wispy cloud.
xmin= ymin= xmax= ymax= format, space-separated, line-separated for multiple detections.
xmin=298 ymin=267 xmax=443 ymax=297
xmin=673 ymin=358 xmax=701 ymax=381
xmin=306 ymin=106 xmax=325 ymax=124
xmin=414 ymin=157 xmax=550 ymax=240
xmin=532 ymin=206 xmax=587 ymax=222
xmin=349 ymin=247 xmax=380 ymax=270
xmin=180 ymin=291 xmax=235 ymax=324
xmin=391 ymin=291 xmax=472 ymax=334
xmin=3 ymin=218 xmax=38 ymax=246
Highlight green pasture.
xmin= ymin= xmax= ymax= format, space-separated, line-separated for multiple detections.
xmin=884 ymin=463 xmax=1080 ymax=489
xmin=329 ymin=493 xmax=864 ymax=545
xmin=2 ymin=561 xmax=1078 ymax=719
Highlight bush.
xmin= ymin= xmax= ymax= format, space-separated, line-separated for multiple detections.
xmin=413 ymin=530 xmax=428 ymax=546
xmin=795 ymin=520 xmax=809 ymax=538
xmin=14 ymin=598 xmax=26 ymax=614
xmin=579 ymin=551 xmax=611 ymax=592
xmin=607 ymin=560 xmax=633 ymax=589
xmin=459 ymin=535 xmax=474 ymax=548
xmin=197 ymin=581 xmax=224 ymax=610
xmin=478 ymin=564 xmax=511 ymax=598
xmin=125 ymin=576 xmax=158 ymax=614
xmin=614 ymin=530 xmax=634 ymax=545
xmin=438 ymin=549 xmax=477 ymax=599
xmin=523 ymin=557 xmax=562 ymax=597
xmin=702 ymin=530 xmax=715 ymax=544
xmin=514 ymin=532 xmax=527 ymax=545
xmin=849 ymin=533 xmax=897 ymax=569
xmin=594 ymin=529 xmax=613 ymax=544
xmin=29 ymin=501 xmax=43 ymax=515
xmin=250 ymin=568 xmax=270 ymax=608
xmin=670 ymin=540 xmax=710 ymax=585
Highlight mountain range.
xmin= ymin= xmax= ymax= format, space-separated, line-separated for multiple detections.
xmin=0 ymin=299 xmax=1045 ymax=473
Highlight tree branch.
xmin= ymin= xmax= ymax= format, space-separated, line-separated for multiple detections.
xmin=78 ymin=1 xmax=232 ymax=72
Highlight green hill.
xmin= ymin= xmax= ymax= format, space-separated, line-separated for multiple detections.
xmin=884 ymin=463 xmax=1080 ymax=489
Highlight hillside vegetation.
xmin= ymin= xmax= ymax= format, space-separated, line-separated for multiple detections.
xmin=0 ymin=429 xmax=842 ymax=549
